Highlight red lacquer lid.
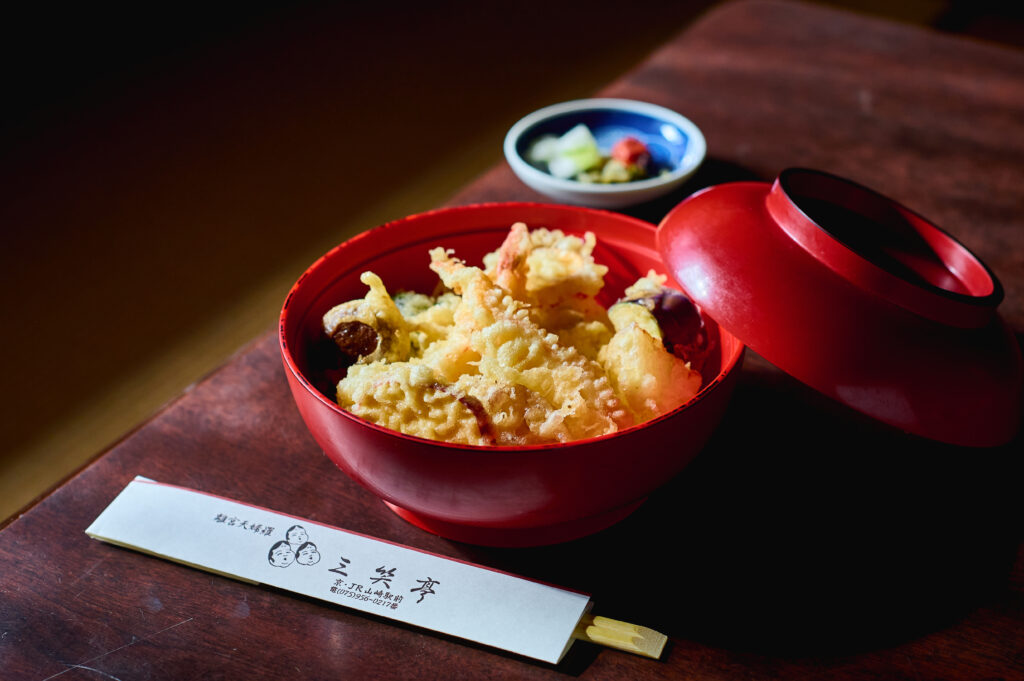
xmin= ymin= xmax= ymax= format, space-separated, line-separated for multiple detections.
xmin=657 ymin=168 xmax=1023 ymax=446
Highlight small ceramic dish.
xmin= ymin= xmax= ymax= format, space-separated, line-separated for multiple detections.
xmin=503 ymin=98 xmax=706 ymax=208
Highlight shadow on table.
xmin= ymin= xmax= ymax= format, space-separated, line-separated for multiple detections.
xmin=463 ymin=354 xmax=1021 ymax=660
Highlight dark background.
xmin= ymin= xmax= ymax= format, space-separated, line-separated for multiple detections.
xmin=1 ymin=0 xmax=1022 ymax=519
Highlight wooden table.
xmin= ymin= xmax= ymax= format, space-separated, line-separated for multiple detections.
xmin=3 ymin=1 xmax=1021 ymax=678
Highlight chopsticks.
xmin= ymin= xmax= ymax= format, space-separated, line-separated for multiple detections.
xmin=572 ymin=613 xmax=668 ymax=659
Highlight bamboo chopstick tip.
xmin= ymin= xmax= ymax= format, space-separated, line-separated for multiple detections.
xmin=573 ymin=614 xmax=668 ymax=660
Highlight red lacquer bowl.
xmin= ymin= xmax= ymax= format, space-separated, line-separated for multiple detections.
xmin=660 ymin=169 xmax=1022 ymax=447
xmin=280 ymin=203 xmax=744 ymax=546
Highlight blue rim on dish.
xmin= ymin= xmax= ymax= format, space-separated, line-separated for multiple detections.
xmin=503 ymin=98 xmax=706 ymax=205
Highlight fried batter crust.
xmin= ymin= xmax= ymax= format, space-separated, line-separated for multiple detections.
xmin=329 ymin=224 xmax=702 ymax=446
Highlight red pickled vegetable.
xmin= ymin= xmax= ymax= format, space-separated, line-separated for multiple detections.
xmin=611 ymin=136 xmax=651 ymax=170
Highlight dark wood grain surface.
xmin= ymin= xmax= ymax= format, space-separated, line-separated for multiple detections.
xmin=2 ymin=1 xmax=1022 ymax=679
